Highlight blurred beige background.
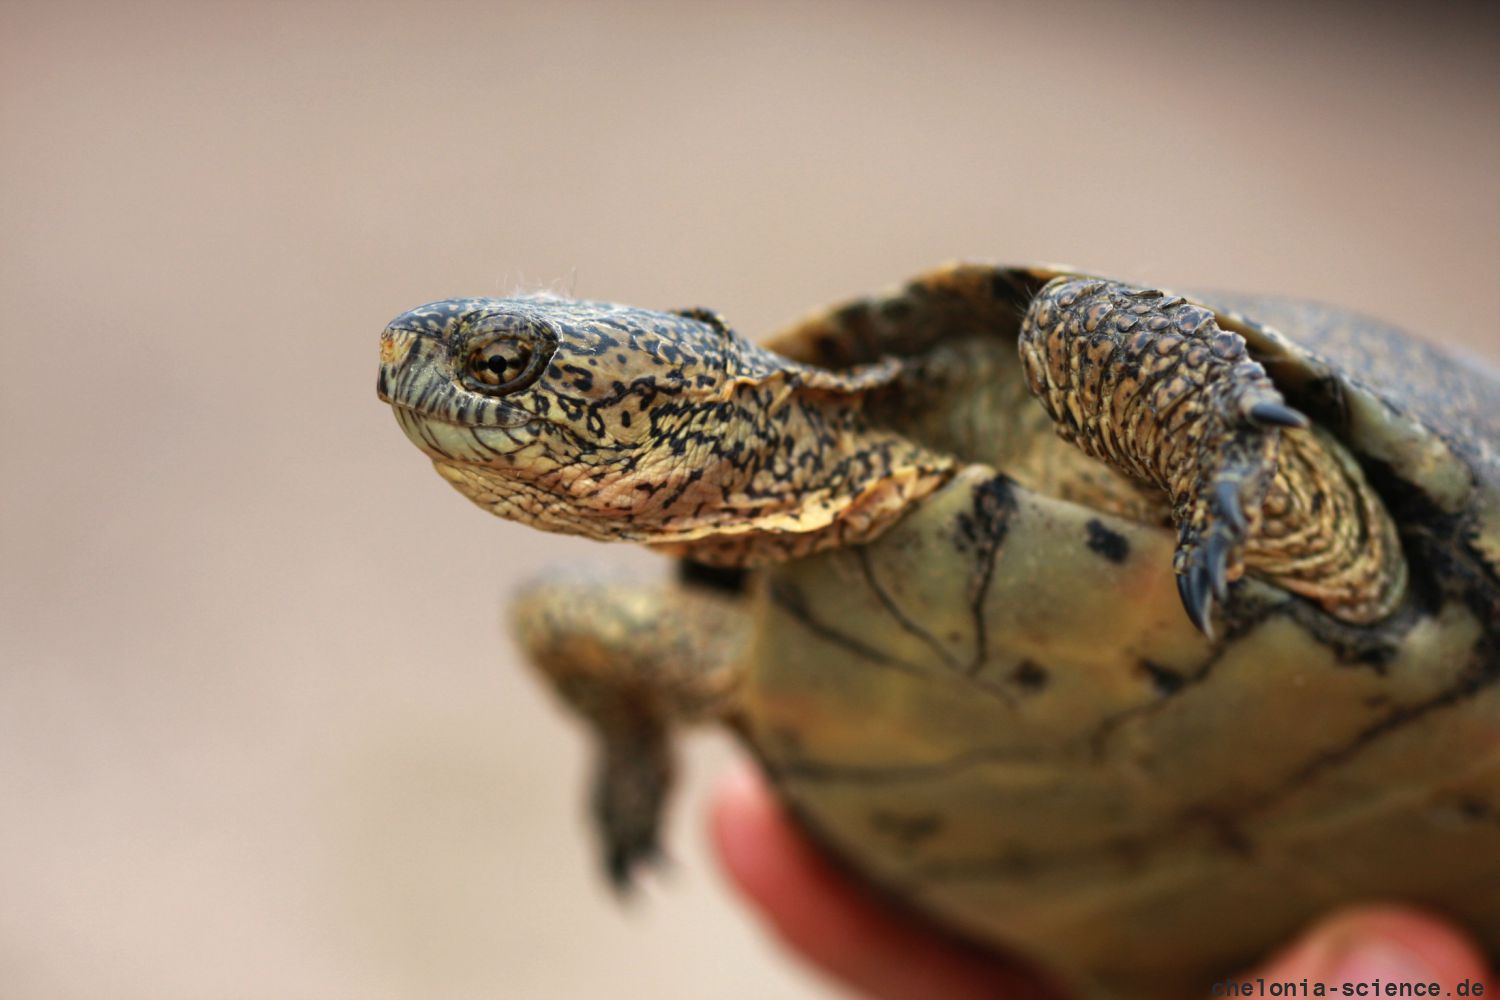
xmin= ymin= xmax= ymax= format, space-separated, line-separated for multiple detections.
xmin=1 ymin=2 xmax=1497 ymax=998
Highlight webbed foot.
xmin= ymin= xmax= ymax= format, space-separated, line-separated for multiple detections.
xmin=593 ymin=719 xmax=670 ymax=891
xmin=509 ymin=569 xmax=748 ymax=889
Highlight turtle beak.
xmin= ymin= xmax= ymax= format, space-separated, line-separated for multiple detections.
xmin=376 ymin=301 xmax=468 ymax=405
xmin=376 ymin=325 xmax=421 ymax=404
xmin=376 ymin=301 xmax=536 ymax=440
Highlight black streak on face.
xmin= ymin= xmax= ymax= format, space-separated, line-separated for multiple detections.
xmin=1085 ymin=519 xmax=1130 ymax=563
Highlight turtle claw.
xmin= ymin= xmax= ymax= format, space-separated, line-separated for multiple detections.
xmin=592 ymin=729 xmax=672 ymax=896
xmin=1248 ymin=400 xmax=1309 ymax=429
xmin=1214 ymin=480 xmax=1248 ymax=536
xmin=1205 ymin=530 xmax=1232 ymax=603
xmin=1176 ymin=461 xmax=1262 ymax=638
xmin=1175 ymin=527 xmax=1230 ymax=640
xmin=605 ymin=837 xmax=663 ymax=896
xmin=1176 ymin=563 xmax=1214 ymax=639
xmin=1168 ymin=367 xmax=1301 ymax=636
xmin=1014 ymin=276 xmax=1292 ymax=641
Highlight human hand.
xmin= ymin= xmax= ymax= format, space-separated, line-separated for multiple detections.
xmin=711 ymin=762 xmax=1493 ymax=999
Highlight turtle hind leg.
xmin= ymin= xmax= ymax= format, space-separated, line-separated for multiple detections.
xmin=509 ymin=569 xmax=748 ymax=890
xmin=590 ymin=712 xmax=669 ymax=887
xmin=1019 ymin=277 xmax=1406 ymax=635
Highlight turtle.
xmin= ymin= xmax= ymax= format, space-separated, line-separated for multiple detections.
xmin=375 ymin=263 xmax=1500 ymax=999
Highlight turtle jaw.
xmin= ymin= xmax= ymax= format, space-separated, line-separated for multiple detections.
xmin=388 ymin=404 xmax=541 ymax=468
xmin=377 ymin=322 xmax=540 ymax=464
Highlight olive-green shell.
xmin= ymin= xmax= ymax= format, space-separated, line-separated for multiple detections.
xmin=743 ymin=273 xmax=1500 ymax=999
xmin=1208 ymin=294 xmax=1500 ymax=604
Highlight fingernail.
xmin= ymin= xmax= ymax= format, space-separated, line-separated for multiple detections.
xmin=1327 ymin=939 xmax=1434 ymax=985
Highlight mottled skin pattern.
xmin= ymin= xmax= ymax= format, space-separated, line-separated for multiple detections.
xmin=1018 ymin=279 xmax=1404 ymax=628
xmin=377 ymin=296 xmax=949 ymax=564
xmin=377 ymin=263 xmax=1500 ymax=1000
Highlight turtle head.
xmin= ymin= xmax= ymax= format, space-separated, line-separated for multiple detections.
xmin=377 ymin=296 xmax=757 ymax=443
xmin=377 ymin=295 xmax=815 ymax=544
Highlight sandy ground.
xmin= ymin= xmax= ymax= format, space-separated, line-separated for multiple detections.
xmin=1 ymin=2 xmax=1496 ymax=998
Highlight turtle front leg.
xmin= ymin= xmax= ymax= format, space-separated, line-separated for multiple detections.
xmin=509 ymin=568 xmax=748 ymax=888
xmin=1018 ymin=277 xmax=1406 ymax=634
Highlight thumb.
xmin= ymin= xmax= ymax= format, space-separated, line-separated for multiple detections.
xmin=1238 ymin=905 xmax=1492 ymax=994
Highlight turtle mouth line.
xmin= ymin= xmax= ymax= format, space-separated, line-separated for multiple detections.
xmin=377 ymin=327 xmax=536 ymax=430
xmin=383 ymin=397 xmax=536 ymax=430
xmin=391 ymin=404 xmax=536 ymax=462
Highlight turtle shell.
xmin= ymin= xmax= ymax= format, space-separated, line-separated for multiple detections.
xmin=741 ymin=268 xmax=1500 ymax=999
xmin=1206 ymin=293 xmax=1500 ymax=617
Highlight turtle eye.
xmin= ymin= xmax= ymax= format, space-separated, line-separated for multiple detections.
xmin=465 ymin=336 xmax=547 ymax=393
